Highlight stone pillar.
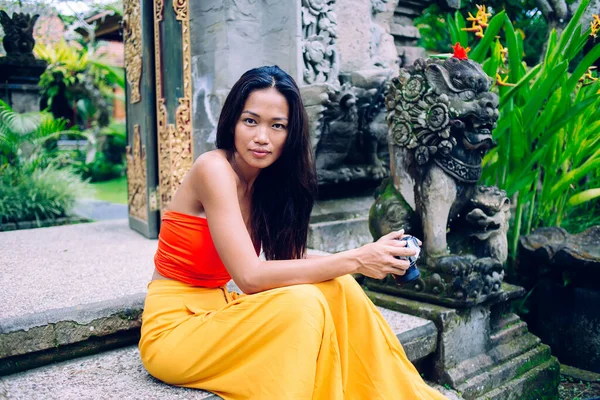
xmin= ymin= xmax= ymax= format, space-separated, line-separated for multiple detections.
xmin=389 ymin=0 xmax=431 ymax=67
xmin=188 ymin=0 xmax=303 ymax=158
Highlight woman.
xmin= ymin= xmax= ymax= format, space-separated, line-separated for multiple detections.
xmin=139 ymin=65 xmax=447 ymax=399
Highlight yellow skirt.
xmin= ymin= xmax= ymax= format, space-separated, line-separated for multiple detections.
xmin=139 ymin=275 xmax=448 ymax=400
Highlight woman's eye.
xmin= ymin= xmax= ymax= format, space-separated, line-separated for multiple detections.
xmin=272 ymin=123 xmax=286 ymax=130
xmin=244 ymin=118 xmax=256 ymax=125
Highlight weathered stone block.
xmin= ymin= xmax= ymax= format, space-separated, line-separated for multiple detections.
xmin=365 ymin=290 xmax=560 ymax=400
xmin=308 ymin=217 xmax=372 ymax=253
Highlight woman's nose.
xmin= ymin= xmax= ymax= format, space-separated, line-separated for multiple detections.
xmin=254 ymin=126 xmax=269 ymax=143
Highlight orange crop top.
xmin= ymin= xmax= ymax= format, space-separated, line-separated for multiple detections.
xmin=154 ymin=210 xmax=260 ymax=287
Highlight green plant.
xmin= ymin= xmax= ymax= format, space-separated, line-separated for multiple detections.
xmin=0 ymin=163 xmax=90 ymax=224
xmin=0 ymin=99 xmax=90 ymax=224
xmin=68 ymin=121 xmax=126 ymax=182
xmin=34 ymin=39 xmax=125 ymax=129
xmin=415 ymin=4 xmax=452 ymax=53
xmin=0 ymin=99 xmax=70 ymax=167
xmin=417 ymin=1 xmax=549 ymax=65
xmin=446 ymin=1 xmax=600 ymax=272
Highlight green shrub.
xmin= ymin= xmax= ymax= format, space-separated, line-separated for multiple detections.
xmin=73 ymin=151 xmax=125 ymax=182
xmin=0 ymin=164 xmax=90 ymax=224
xmin=445 ymin=0 xmax=600 ymax=269
xmin=0 ymin=99 xmax=91 ymax=225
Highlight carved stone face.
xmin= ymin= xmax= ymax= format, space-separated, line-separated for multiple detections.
xmin=427 ymin=58 xmax=499 ymax=153
xmin=386 ymin=57 xmax=500 ymax=182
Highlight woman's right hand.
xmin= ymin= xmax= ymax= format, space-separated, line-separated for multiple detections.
xmin=354 ymin=229 xmax=418 ymax=279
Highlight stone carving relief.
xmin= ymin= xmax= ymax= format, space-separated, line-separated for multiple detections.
xmin=302 ymin=0 xmax=339 ymax=84
xmin=302 ymin=0 xmax=399 ymax=191
xmin=369 ymin=56 xmax=509 ymax=306
xmin=371 ymin=0 xmax=389 ymax=14
xmin=123 ymin=0 xmax=142 ymax=104
xmin=126 ymin=124 xmax=148 ymax=221
xmin=315 ymin=76 xmax=390 ymax=186
xmin=154 ymin=0 xmax=193 ymax=211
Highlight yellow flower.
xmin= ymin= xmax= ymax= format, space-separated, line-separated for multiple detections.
xmin=592 ymin=14 xmax=600 ymax=38
xmin=462 ymin=5 xmax=492 ymax=39
xmin=580 ymin=66 xmax=598 ymax=86
xmin=496 ymin=74 xmax=516 ymax=87
xmin=500 ymin=47 xmax=508 ymax=64
xmin=475 ymin=5 xmax=492 ymax=28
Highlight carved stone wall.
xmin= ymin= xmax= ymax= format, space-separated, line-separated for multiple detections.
xmin=307 ymin=0 xmax=399 ymax=191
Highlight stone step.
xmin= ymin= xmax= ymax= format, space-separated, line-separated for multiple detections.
xmin=445 ymin=332 xmax=542 ymax=385
xmin=0 ymin=346 xmax=221 ymax=400
xmin=0 ymin=294 xmax=145 ymax=376
xmin=490 ymin=321 xmax=528 ymax=347
xmin=473 ymin=357 xmax=560 ymax=400
xmin=455 ymin=345 xmax=553 ymax=399
xmin=307 ymin=217 xmax=372 ymax=253
xmin=308 ymin=196 xmax=374 ymax=253
xmin=0 ymin=294 xmax=438 ymax=376
xmin=0 ymin=220 xmax=440 ymax=376
xmin=490 ymin=312 xmax=521 ymax=332
xmin=0 ymin=345 xmax=463 ymax=400
xmin=488 ymin=332 xmax=541 ymax=364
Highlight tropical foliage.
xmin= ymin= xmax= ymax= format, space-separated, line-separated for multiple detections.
xmin=0 ymin=100 xmax=90 ymax=224
xmin=35 ymin=39 xmax=124 ymax=129
xmin=445 ymin=0 xmax=600 ymax=267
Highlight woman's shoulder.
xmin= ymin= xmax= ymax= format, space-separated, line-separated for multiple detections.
xmin=190 ymin=150 xmax=236 ymax=186
xmin=192 ymin=150 xmax=232 ymax=174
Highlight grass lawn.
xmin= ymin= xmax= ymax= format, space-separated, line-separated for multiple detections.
xmin=89 ymin=176 xmax=127 ymax=204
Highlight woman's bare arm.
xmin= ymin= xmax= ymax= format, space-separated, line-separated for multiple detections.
xmin=192 ymin=153 xmax=414 ymax=294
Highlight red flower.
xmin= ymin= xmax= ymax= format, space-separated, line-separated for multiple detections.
xmin=452 ymin=43 xmax=470 ymax=60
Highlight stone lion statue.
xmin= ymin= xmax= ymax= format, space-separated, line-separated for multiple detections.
xmin=369 ymin=56 xmax=510 ymax=304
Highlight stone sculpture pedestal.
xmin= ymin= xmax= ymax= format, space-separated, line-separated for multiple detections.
xmin=365 ymin=283 xmax=560 ymax=400
xmin=0 ymin=56 xmax=47 ymax=113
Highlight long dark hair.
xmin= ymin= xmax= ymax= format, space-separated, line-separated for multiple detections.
xmin=216 ymin=66 xmax=317 ymax=260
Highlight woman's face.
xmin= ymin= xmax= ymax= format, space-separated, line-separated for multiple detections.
xmin=234 ymin=87 xmax=289 ymax=171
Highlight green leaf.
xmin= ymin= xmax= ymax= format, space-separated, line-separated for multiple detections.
xmin=455 ymin=11 xmax=469 ymax=47
xmin=568 ymin=189 xmax=600 ymax=206
xmin=522 ymin=61 xmax=568 ymax=129
xmin=554 ymin=0 xmax=591 ymax=62
xmin=503 ymin=16 xmax=523 ymax=84
xmin=545 ymin=29 xmax=558 ymax=66
xmin=566 ymin=43 xmax=600 ymax=94
xmin=483 ymin=42 xmax=500 ymax=78
xmin=499 ymin=64 xmax=542 ymax=108
xmin=551 ymin=158 xmax=600 ymax=197
xmin=447 ymin=13 xmax=461 ymax=47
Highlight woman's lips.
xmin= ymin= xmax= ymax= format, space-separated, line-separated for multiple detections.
xmin=251 ymin=149 xmax=270 ymax=158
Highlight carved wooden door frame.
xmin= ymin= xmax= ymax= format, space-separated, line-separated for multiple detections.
xmin=124 ymin=0 xmax=194 ymax=238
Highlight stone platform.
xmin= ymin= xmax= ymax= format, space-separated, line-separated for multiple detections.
xmin=0 ymin=220 xmax=463 ymax=398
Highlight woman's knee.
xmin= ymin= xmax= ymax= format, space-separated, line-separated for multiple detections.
xmin=329 ymin=274 xmax=361 ymax=293
xmin=270 ymin=284 xmax=329 ymax=326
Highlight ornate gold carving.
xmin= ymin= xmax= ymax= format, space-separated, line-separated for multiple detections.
xmin=154 ymin=0 xmax=193 ymax=212
xmin=126 ymin=124 xmax=148 ymax=220
xmin=123 ymin=0 xmax=142 ymax=103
